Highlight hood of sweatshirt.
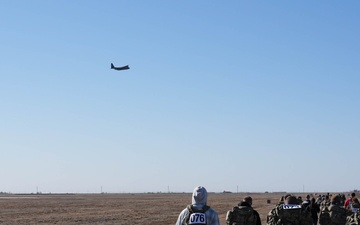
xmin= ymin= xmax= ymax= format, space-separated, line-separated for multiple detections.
xmin=191 ymin=186 xmax=208 ymax=205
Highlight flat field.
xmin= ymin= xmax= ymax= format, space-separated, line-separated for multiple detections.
xmin=0 ymin=192 xmax=289 ymax=225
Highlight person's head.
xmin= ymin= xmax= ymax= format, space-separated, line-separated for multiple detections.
xmin=285 ymin=196 xmax=299 ymax=204
xmin=311 ymin=198 xmax=316 ymax=204
xmin=306 ymin=195 xmax=310 ymax=200
xmin=353 ymin=197 xmax=359 ymax=204
xmin=351 ymin=193 xmax=356 ymax=198
xmin=331 ymin=195 xmax=341 ymax=205
xmin=243 ymin=196 xmax=253 ymax=206
xmin=284 ymin=194 xmax=291 ymax=201
xmin=191 ymin=186 xmax=208 ymax=205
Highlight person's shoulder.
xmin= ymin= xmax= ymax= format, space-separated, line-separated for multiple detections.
xmin=176 ymin=207 xmax=191 ymax=225
xmin=207 ymin=207 xmax=218 ymax=214
xmin=178 ymin=207 xmax=190 ymax=217
xmin=253 ymin=209 xmax=261 ymax=216
xmin=268 ymin=205 xmax=281 ymax=216
xmin=206 ymin=207 xmax=219 ymax=222
xmin=274 ymin=204 xmax=284 ymax=210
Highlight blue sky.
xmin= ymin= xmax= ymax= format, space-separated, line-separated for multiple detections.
xmin=1 ymin=1 xmax=359 ymax=194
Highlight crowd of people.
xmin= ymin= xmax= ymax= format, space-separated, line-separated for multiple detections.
xmin=175 ymin=186 xmax=360 ymax=225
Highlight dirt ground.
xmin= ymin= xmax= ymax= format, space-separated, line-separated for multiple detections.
xmin=0 ymin=192 xmax=304 ymax=224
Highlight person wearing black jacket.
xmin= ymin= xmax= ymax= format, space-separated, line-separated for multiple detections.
xmin=308 ymin=198 xmax=320 ymax=225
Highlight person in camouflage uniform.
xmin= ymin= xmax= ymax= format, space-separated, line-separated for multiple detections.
xmin=321 ymin=195 xmax=331 ymax=209
xmin=346 ymin=198 xmax=360 ymax=225
xmin=226 ymin=196 xmax=261 ymax=225
xmin=346 ymin=213 xmax=360 ymax=225
xmin=267 ymin=195 xmax=312 ymax=225
xmin=340 ymin=194 xmax=346 ymax=206
xmin=350 ymin=198 xmax=360 ymax=213
xmin=319 ymin=195 xmax=352 ymax=225
xmin=317 ymin=195 xmax=324 ymax=205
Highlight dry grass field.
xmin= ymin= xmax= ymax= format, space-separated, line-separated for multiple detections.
xmin=0 ymin=192 xmax=303 ymax=225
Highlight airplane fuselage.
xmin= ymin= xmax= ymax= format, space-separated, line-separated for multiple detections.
xmin=111 ymin=63 xmax=129 ymax=71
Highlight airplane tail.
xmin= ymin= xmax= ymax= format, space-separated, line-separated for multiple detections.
xmin=111 ymin=63 xmax=114 ymax=69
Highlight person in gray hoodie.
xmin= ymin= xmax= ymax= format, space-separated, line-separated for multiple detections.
xmin=176 ymin=186 xmax=220 ymax=225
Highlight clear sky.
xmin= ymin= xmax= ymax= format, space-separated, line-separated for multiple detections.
xmin=1 ymin=1 xmax=359 ymax=194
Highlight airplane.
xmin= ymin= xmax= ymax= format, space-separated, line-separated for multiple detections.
xmin=111 ymin=63 xmax=130 ymax=71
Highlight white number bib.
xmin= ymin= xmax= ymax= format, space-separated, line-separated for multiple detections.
xmin=189 ymin=212 xmax=206 ymax=224
xmin=283 ymin=204 xmax=302 ymax=209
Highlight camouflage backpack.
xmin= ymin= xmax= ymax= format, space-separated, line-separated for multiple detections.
xmin=185 ymin=205 xmax=210 ymax=225
xmin=226 ymin=205 xmax=256 ymax=225
xmin=346 ymin=212 xmax=360 ymax=225
xmin=347 ymin=204 xmax=360 ymax=225
xmin=319 ymin=205 xmax=347 ymax=225
xmin=276 ymin=204 xmax=303 ymax=225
